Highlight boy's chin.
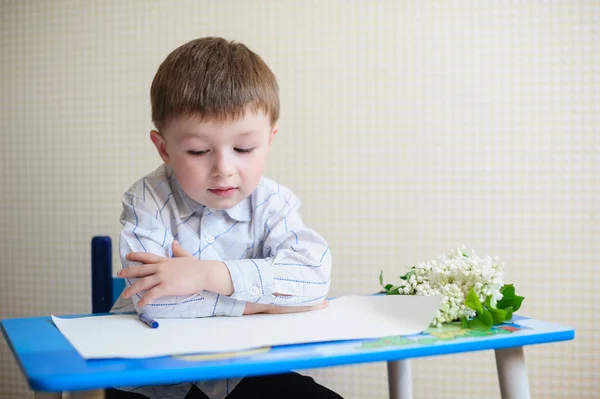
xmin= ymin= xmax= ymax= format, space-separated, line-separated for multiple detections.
xmin=203 ymin=196 xmax=245 ymax=210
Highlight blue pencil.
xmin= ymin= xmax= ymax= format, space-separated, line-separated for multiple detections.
xmin=139 ymin=313 xmax=159 ymax=329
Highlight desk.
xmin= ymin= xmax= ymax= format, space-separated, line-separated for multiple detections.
xmin=1 ymin=314 xmax=573 ymax=399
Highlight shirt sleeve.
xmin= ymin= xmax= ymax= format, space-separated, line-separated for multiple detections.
xmin=119 ymin=191 xmax=246 ymax=318
xmin=223 ymin=191 xmax=332 ymax=306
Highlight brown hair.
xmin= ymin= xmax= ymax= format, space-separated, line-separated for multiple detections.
xmin=150 ymin=37 xmax=279 ymax=131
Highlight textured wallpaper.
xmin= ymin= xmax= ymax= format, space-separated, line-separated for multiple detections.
xmin=1 ymin=1 xmax=598 ymax=398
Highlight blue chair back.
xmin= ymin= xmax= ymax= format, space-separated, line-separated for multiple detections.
xmin=91 ymin=236 xmax=126 ymax=314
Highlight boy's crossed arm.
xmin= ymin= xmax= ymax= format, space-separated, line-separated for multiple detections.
xmin=120 ymin=240 xmax=328 ymax=315
xmin=118 ymin=190 xmax=331 ymax=318
xmin=120 ymin=240 xmax=234 ymax=307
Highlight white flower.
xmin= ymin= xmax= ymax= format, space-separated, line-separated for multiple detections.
xmin=394 ymin=245 xmax=505 ymax=326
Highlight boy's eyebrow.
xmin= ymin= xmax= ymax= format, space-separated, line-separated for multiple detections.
xmin=180 ymin=130 xmax=259 ymax=139
xmin=237 ymin=130 xmax=259 ymax=137
xmin=180 ymin=131 xmax=206 ymax=140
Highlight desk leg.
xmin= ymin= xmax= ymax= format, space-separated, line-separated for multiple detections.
xmin=495 ymin=346 xmax=531 ymax=399
xmin=66 ymin=391 xmax=105 ymax=399
xmin=387 ymin=359 xmax=413 ymax=399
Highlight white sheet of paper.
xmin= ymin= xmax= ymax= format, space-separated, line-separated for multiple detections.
xmin=51 ymin=295 xmax=442 ymax=359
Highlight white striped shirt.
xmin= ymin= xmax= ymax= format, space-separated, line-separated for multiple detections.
xmin=111 ymin=164 xmax=332 ymax=399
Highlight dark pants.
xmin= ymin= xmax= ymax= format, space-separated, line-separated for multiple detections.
xmin=106 ymin=372 xmax=344 ymax=399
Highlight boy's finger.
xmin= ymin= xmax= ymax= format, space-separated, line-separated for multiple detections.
xmin=137 ymin=286 xmax=164 ymax=308
xmin=118 ymin=264 xmax=158 ymax=278
xmin=242 ymin=302 xmax=269 ymax=315
xmin=172 ymin=240 xmax=193 ymax=258
xmin=126 ymin=252 xmax=164 ymax=263
xmin=267 ymin=300 xmax=328 ymax=314
xmin=124 ymin=275 xmax=160 ymax=298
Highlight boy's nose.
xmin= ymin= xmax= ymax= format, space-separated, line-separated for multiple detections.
xmin=212 ymin=153 xmax=235 ymax=177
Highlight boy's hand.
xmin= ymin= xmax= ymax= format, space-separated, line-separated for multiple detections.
xmin=243 ymin=299 xmax=329 ymax=315
xmin=119 ymin=241 xmax=233 ymax=307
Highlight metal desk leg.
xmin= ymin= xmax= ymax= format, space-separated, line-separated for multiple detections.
xmin=495 ymin=346 xmax=531 ymax=399
xmin=387 ymin=359 xmax=413 ymax=399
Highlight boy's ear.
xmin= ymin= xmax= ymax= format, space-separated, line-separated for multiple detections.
xmin=150 ymin=130 xmax=170 ymax=164
xmin=268 ymin=125 xmax=278 ymax=148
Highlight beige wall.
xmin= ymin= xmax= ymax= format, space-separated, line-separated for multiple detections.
xmin=1 ymin=1 xmax=598 ymax=398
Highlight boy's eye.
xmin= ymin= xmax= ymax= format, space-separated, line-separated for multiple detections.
xmin=234 ymin=148 xmax=254 ymax=154
xmin=188 ymin=150 xmax=208 ymax=156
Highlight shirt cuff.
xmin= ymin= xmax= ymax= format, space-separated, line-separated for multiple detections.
xmin=224 ymin=259 xmax=276 ymax=301
xmin=212 ymin=295 xmax=246 ymax=317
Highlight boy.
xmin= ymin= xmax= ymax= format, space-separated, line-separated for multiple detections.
xmin=107 ymin=37 xmax=342 ymax=399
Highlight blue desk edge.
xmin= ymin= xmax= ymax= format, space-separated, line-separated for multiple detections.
xmin=1 ymin=314 xmax=575 ymax=392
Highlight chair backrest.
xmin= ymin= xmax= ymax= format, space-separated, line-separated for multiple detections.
xmin=91 ymin=236 xmax=125 ymax=314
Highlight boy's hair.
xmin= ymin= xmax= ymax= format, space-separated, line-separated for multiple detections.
xmin=150 ymin=37 xmax=279 ymax=131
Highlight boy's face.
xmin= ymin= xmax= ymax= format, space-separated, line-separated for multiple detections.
xmin=151 ymin=109 xmax=277 ymax=210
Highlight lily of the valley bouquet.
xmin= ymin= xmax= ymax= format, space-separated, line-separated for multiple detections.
xmin=379 ymin=246 xmax=524 ymax=330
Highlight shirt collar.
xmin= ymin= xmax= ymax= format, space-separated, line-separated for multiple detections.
xmin=166 ymin=165 xmax=251 ymax=223
xmin=221 ymin=197 xmax=251 ymax=222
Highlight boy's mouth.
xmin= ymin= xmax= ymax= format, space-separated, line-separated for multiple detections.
xmin=209 ymin=187 xmax=238 ymax=198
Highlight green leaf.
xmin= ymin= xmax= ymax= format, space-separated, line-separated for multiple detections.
xmin=500 ymin=284 xmax=515 ymax=297
xmin=503 ymin=306 xmax=513 ymax=321
xmin=384 ymin=284 xmax=393 ymax=292
xmin=497 ymin=294 xmax=525 ymax=312
xmin=512 ymin=295 xmax=524 ymax=312
xmin=464 ymin=288 xmax=483 ymax=313
xmin=400 ymin=270 xmax=414 ymax=281
xmin=484 ymin=295 xmax=493 ymax=309
xmin=469 ymin=319 xmax=485 ymax=330
xmin=379 ymin=270 xmax=384 ymax=287
xmin=460 ymin=316 xmax=469 ymax=329
xmin=480 ymin=309 xmax=494 ymax=325
xmin=489 ymin=308 xmax=507 ymax=324
xmin=469 ymin=309 xmax=493 ymax=331
xmin=497 ymin=284 xmax=525 ymax=312
xmin=387 ymin=286 xmax=401 ymax=295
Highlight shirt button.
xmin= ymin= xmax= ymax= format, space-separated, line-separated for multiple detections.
xmin=205 ymin=235 xmax=215 ymax=244
xmin=249 ymin=286 xmax=260 ymax=296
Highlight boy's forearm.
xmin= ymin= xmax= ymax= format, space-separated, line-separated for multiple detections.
xmin=224 ymin=255 xmax=331 ymax=304
xmin=204 ymin=260 xmax=235 ymax=296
